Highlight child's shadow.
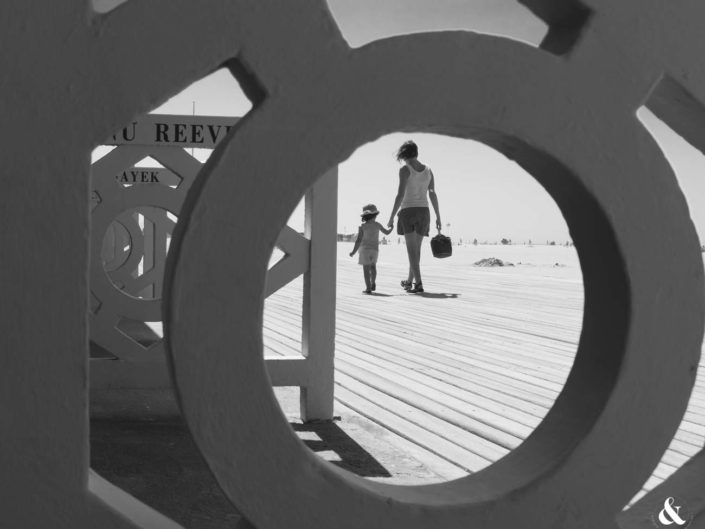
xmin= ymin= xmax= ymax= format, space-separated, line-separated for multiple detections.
xmin=368 ymin=292 xmax=393 ymax=297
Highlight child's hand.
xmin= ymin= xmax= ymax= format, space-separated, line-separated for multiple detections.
xmin=349 ymin=251 xmax=354 ymax=257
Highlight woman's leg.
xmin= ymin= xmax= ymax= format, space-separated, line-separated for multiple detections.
xmin=412 ymin=233 xmax=424 ymax=285
xmin=398 ymin=212 xmax=414 ymax=286
xmin=404 ymin=232 xmax=424 ymax=285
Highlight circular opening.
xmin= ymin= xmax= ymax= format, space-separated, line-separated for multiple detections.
xmin=265 ymin=133 xmax=584 ymax=485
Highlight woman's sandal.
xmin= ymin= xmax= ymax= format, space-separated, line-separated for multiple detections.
xmin=408 ymin=282 xmax=424 ymax=293
xmin=400 ymin=279 xmax=412 ymax=291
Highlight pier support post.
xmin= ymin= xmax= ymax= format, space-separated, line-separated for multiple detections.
xmin=300 ymin=168 xmax=338 ymax=421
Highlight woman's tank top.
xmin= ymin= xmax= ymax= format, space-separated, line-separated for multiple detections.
xmin=400 ymin=165 xmax=431 ymax=209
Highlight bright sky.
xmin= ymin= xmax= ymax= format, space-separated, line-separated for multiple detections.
xmin=101 ymin=0 xmax=705 ymax=244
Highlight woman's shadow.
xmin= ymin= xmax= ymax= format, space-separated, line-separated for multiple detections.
xmin=413 ymin=292 xmax=460 ymax=299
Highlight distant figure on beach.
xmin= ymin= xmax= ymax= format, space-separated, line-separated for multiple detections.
xmin=386 ymin=140 xmax=442 ymax=294
xmin=350 ymin=204 xmax=393 ymax=294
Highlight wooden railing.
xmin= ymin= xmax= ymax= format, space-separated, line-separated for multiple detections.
xmin=90 ymin=114 xmax=337 ymax=421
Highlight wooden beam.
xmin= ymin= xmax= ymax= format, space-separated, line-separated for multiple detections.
xmin=300 ymin=168 xmax=338 ymax=421
xmin=265 ymin=357 xmax=309 ymax=387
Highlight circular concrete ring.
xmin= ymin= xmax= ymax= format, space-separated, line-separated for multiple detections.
xmin=165 ymin=33 xmax=704 ymax=529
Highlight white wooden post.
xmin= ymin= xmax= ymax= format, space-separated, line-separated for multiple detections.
xmin=300 ymin=168 xmax=338 ymax=421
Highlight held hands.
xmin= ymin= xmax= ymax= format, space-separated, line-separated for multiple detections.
xmin=387 ymin=218 xmax=394 ymax=229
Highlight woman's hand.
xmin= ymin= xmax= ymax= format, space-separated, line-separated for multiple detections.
xmin=387 ymin=219 xmax=394 ymax=229
xmin=436 ymin=218 xmax=442 ymax=231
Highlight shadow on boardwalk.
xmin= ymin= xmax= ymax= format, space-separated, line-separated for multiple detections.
xmin=414 ymin=292 xmax=460 ymax=299
xmin=90 ymin=390 xmax=390 ymax=529
xmin=291 ymin=421 xmax=391 ymax=477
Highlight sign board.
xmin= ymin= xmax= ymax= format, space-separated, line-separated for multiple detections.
xmin=114 ymin=167 xmax=181 ymax=186
xmin=105 ymin=114 xmax=239 ymax=148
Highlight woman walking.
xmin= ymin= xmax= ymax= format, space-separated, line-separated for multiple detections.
xmin=386 ymin=140 xmax=442 ymax=294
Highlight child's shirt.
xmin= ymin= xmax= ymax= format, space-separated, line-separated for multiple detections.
xmin=359 ymin=222 xmax=386 ymax=250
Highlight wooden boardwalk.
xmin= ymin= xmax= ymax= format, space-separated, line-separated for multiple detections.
xmin=264 ymin=243 xmax=705 ymax=502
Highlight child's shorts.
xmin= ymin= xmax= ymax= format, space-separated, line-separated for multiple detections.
xmin=358 ymin=248 xmax=379 ymax=265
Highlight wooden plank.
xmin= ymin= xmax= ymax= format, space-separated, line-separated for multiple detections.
xmin=260 ymin=243 xmax=705 ymax=499
xmin=270 ymin=288 xmax=562 ymax=398
xmin=335 ymin=385 xmax=494 ymax=473
xmin=337 ymin=351 xmax=543 ymax=429
xmin=335 ymin=316 xmax=568 ymax=396
xmin=336 ymin=325 xmax=569 ymax=404
xmin=336 ymin=372 xmax=508 ymax=464
xmin=332 ymin=400 xmax=467 ymax=482
xmin=336 ymin=358 xmax=527 ymax=446
xmin=335 ymin=296 xmax=578 ymax=374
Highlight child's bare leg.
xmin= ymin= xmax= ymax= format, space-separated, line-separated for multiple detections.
xmin=370 ymin=265 xmax=377 ymax=290
xmin=362 ymin=265 xmax=372 ymax=293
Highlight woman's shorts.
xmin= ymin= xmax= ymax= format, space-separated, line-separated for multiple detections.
xmin=397 ymin=207 xmax=430 ymax=236
xmin=358 ymin=248 xmax=379 ymax=265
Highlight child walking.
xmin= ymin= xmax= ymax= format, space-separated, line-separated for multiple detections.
xmin=349 ymin=204 xmax=393 ymax=294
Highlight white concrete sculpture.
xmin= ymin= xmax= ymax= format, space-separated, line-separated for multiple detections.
xmin=1 ymin=1 xmax=705 ymax=528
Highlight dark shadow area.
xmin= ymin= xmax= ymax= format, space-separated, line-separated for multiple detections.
xmin=90 ymin=340 xmax=117 ymax=359
xmin=91 ymin=416 xmax=253 ymax=529
xmin=291 ymin=422 xmax=392 ymax=477
xmin=368 ymin=292 xmax=393 ymax=297
xmin=90 ymin=396 xmax=391 ymax=528
xmin=116 ymin=318 xmax=162 ymax=347
xmin=414 ymin=292 xmax=460 ymax=299
xmin=90 ymin=319 xmax=161 ymax=358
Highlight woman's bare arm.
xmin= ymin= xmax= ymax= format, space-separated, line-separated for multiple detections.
xmin=387 ymin=166 xmax=409 ymax=227
xmin=428 ymin=170 xmax=441 ymax=230
xmin=376 ymin=222 xmax=393 ymax=235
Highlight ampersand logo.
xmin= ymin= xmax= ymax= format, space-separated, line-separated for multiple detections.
xmin=653 ymin=497 xmax=693 ymax=528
